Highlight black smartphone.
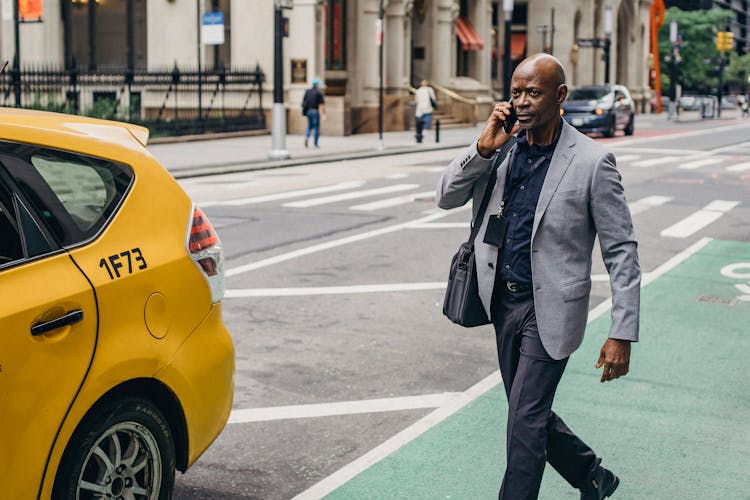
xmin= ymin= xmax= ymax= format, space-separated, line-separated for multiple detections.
xmin=502 ymin=101 xmax=517 ymax=134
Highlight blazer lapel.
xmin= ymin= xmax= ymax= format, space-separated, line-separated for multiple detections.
xmin=532 ymin=121 xmax=577 ymax=240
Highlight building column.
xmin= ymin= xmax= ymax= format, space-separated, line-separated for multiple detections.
xmin=470 ymin=0 xmax=492 ymax=87
xmin=385 ymin=0 xmax=407 ymax=90
xmin=433 ymin=0 xmax=457 ymax=85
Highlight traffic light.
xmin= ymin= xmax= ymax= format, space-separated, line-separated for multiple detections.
xmin=717 ymin=31 xmax=733 ymax=52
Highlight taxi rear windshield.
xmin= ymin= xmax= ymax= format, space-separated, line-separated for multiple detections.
xmin=0 ymin=141 xmax=133 ymax=247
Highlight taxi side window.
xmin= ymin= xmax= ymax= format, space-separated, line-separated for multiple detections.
xmin=0 ymin=142 xmax=133 ymax=247
xmin=31 ymin=156 xmax=117 ymax=232
xmin=0 ymin=183 xmax=23 ymax=266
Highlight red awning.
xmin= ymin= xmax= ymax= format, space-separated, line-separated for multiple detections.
xmin=501 ymin=32 xmax=527 ymax=60
xmin=456 ymin=17 xmax=484 ymax=51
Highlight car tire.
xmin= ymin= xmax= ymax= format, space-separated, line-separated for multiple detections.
xmin=604 ymin=116 xmax=616 ymax=138
xmin=52 ymin=397 xmax=176 ymax=500
xmin=625 ymin=114 xmax=635 ymax=135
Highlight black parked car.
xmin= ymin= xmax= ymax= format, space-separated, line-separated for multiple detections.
xmin=562 ymin=84 xmax=635 ymax=137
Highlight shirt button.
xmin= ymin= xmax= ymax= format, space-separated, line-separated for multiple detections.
xmin=520 ymin=185 xmax=526 ymax=190
xmin=506 ymin=238 xmax=511 ymax=243
xmin=488 ymin=263 xmax=494 ymax=269
xmin=505 ymin=265 xmax=510 ymax=269
xmin=513 ymin=212 xmax=517 ymax=217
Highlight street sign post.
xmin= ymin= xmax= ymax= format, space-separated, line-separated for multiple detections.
xmin=202 ymin=12 xmax=225 ymax=45
xmin=576 ymin=38 xmax=601 ymax=49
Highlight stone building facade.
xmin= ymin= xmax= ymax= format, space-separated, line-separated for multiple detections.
xmin=0 ymin=0 xmax=653 ymax=135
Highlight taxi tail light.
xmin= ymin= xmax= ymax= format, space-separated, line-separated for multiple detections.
xmin=187 ymin=205 xmax=225 ymax=303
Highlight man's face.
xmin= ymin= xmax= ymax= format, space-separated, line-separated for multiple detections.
xmin=509 ymin=65 xmax=564 ymax=132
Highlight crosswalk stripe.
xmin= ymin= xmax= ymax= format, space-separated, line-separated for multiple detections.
xmin=350 ymin=191 xmax=435 ymax=211
xmin=201 ymin=181 xmax=366 ymax=207
xmin=284 ymin=184 xmax=420 ymax=208
xmin=678 ymin=157 xmax=724 ymax=170
xmin=631 ymin=156 xmax=681 ymax=167
xmin=726 ymin=161 xmax=750 ymax=172
xmin=228 ymin=392 xmax=462 ymax=424
xmin=226 ymin=282 xmax=447 ymax=298
xmin=615 ymin=154 xmax=641 ymax=163
xmin=408 ymin=222 xmax=470 ymax=229
xmin=661 ymin=200 xmax=740 ymax=238
xmin=629 ymin=195 xmax=673 ymax=215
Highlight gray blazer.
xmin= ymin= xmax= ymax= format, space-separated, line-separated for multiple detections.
xmin=437 ymin=121 xmax=640 ymax=360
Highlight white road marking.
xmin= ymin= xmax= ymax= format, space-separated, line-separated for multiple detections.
xmin=226 ymin=282 xmax=446 ymax=298
xmin=611 ymin=122 xmax=750 ymax=147
xmin=384 ymin=173 xmax=410 ymax=179
xmin=609 ymin=147 xmax=696 ymax=155
xmin=631 ymin=156 xmax=681 ymax=167
xmin=295 ymin=240 xmax=713 ymax=500
xmin=678 ymin=157 xmax=724 ymax=170
xmin=586 ymin=237 xmax=712 ymax=323
xmin=284 ymin=184 xmax=420 ymax=208
xmin=408 ymin=222 xmax=470 ymax=229
xmin=614 ymin=154 xmax=641 ymax=163
xmin=200 ymin=181 xmax=366 ymax=207
xmin=350 ymin=191 xmax=435 ymax=211
xmin=726 ymin=161 xmax=750 ymax=172
xmin=228 ymin=393 xmax=461 ymax=424
xmin=290 ymin=372 xmax=503 ymax=500
xmin=661 ymin=201 xmax=739 ymax=238
xmin=225 ymin=206 xmax=470 ymax=277
xmin=628 ymin=195 xmax=673 ymax=216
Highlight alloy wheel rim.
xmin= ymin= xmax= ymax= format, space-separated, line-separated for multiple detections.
xmin=76 ymin=421 xmax=162 ymax=500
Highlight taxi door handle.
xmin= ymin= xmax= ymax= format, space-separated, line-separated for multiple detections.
xmin=31 ymin=310 xmax=84 ymax=336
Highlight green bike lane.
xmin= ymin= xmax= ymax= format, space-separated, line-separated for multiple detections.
xmin=318 ymin=239 xmax=750 ymax=499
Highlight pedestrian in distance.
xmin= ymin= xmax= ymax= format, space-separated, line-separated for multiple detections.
xmin=302 ymin=78 xmax=326 ymax=148
xmin=741 ymin=93 xmax=750 ymax=118
xmin=437 ymin=53 xmax=640 ymax=500
xmin=415 ymin=80 xmax=437 ymax=138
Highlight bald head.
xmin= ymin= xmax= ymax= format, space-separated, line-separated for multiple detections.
xmin=508 ymin=53 xmax=568 ymax=142
xmin=515 ymin=53 xmax=566 ymax=88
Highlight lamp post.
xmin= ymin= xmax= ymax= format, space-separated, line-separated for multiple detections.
xmin=668 ymin=20 xmax=678 ymax=120
xmin=377 ymin=0 xmax=384 ymax=150
xmin=269 ymin=0 xmax=292 ymax=160
xmin=603 ymin=5 xmax=612 ymax=84
xmin=12 ymin=0 xmax=21 ymax=106
xmin=503 ymin=0 xmax=514 ymax=101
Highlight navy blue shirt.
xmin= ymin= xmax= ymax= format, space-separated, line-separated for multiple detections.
xmin=497 ymin=125 xmax=561 ymax=283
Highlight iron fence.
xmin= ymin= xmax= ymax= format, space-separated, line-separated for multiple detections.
xmin=1 ymin=64 xmax=267 ymax=137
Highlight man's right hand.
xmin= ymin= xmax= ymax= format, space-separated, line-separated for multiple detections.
xmin=477 ymin=102 xmax=519 ymax=158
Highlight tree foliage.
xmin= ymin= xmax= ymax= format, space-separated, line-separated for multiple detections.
xmin=659 ymin=7 xmax=733 ymax=93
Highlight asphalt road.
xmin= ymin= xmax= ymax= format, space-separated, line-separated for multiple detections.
xmin=168 ymin=119 xmax=750 ymax=499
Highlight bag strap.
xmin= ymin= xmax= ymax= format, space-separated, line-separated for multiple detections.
xmin=468 ymin=138 xmax=516 ymax=243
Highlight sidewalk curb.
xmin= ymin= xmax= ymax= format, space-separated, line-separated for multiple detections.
xmin=171 ymin=141 xmax=468 ymax=179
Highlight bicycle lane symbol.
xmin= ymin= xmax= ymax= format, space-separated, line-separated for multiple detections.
xmin=720 ymin=262 xmax=750 ymax=301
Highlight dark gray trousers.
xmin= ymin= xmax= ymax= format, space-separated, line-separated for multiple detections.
xmin=491 ymin=287 xmax=599 ymax=500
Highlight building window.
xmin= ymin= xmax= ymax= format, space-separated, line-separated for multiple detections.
xmin=325 ymin=0 xmax=347 ymax=70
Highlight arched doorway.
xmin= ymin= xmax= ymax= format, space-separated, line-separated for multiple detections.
xmin=572 ymin=9 xmax=582 ymax=86
xmin=616 ymin=0 xmax=635 ymax=85
xmin=411 ymin=0 xmax=431 ymax=86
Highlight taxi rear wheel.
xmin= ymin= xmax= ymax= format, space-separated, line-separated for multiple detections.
xmin=53 ymin=397 xmax=176 ymax=500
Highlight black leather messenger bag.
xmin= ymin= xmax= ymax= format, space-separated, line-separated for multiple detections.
xmin=442 ymin=139 xmax=514 ymax=327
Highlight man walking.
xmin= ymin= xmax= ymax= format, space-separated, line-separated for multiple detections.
xmin=415 ymin=80 xmax=437 ymax=138
xmin=302 ymin=78 xmax=326 ymax=148
xmin=437 ymin=54 xmax=640 ymax=499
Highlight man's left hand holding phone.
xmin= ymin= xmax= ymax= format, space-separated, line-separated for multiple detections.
xmin=477 ymin=100 xmax=519 ymax=159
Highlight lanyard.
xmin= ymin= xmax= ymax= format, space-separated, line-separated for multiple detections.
xmin=497 ymin=153 xmax=546 ymax=218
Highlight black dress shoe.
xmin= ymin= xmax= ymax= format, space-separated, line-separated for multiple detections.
xmin=580 ymin=466 xmax=620 ymax=499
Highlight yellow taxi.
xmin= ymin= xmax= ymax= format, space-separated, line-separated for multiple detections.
xmin=0 ymin=108 xmax=235 ymax=499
